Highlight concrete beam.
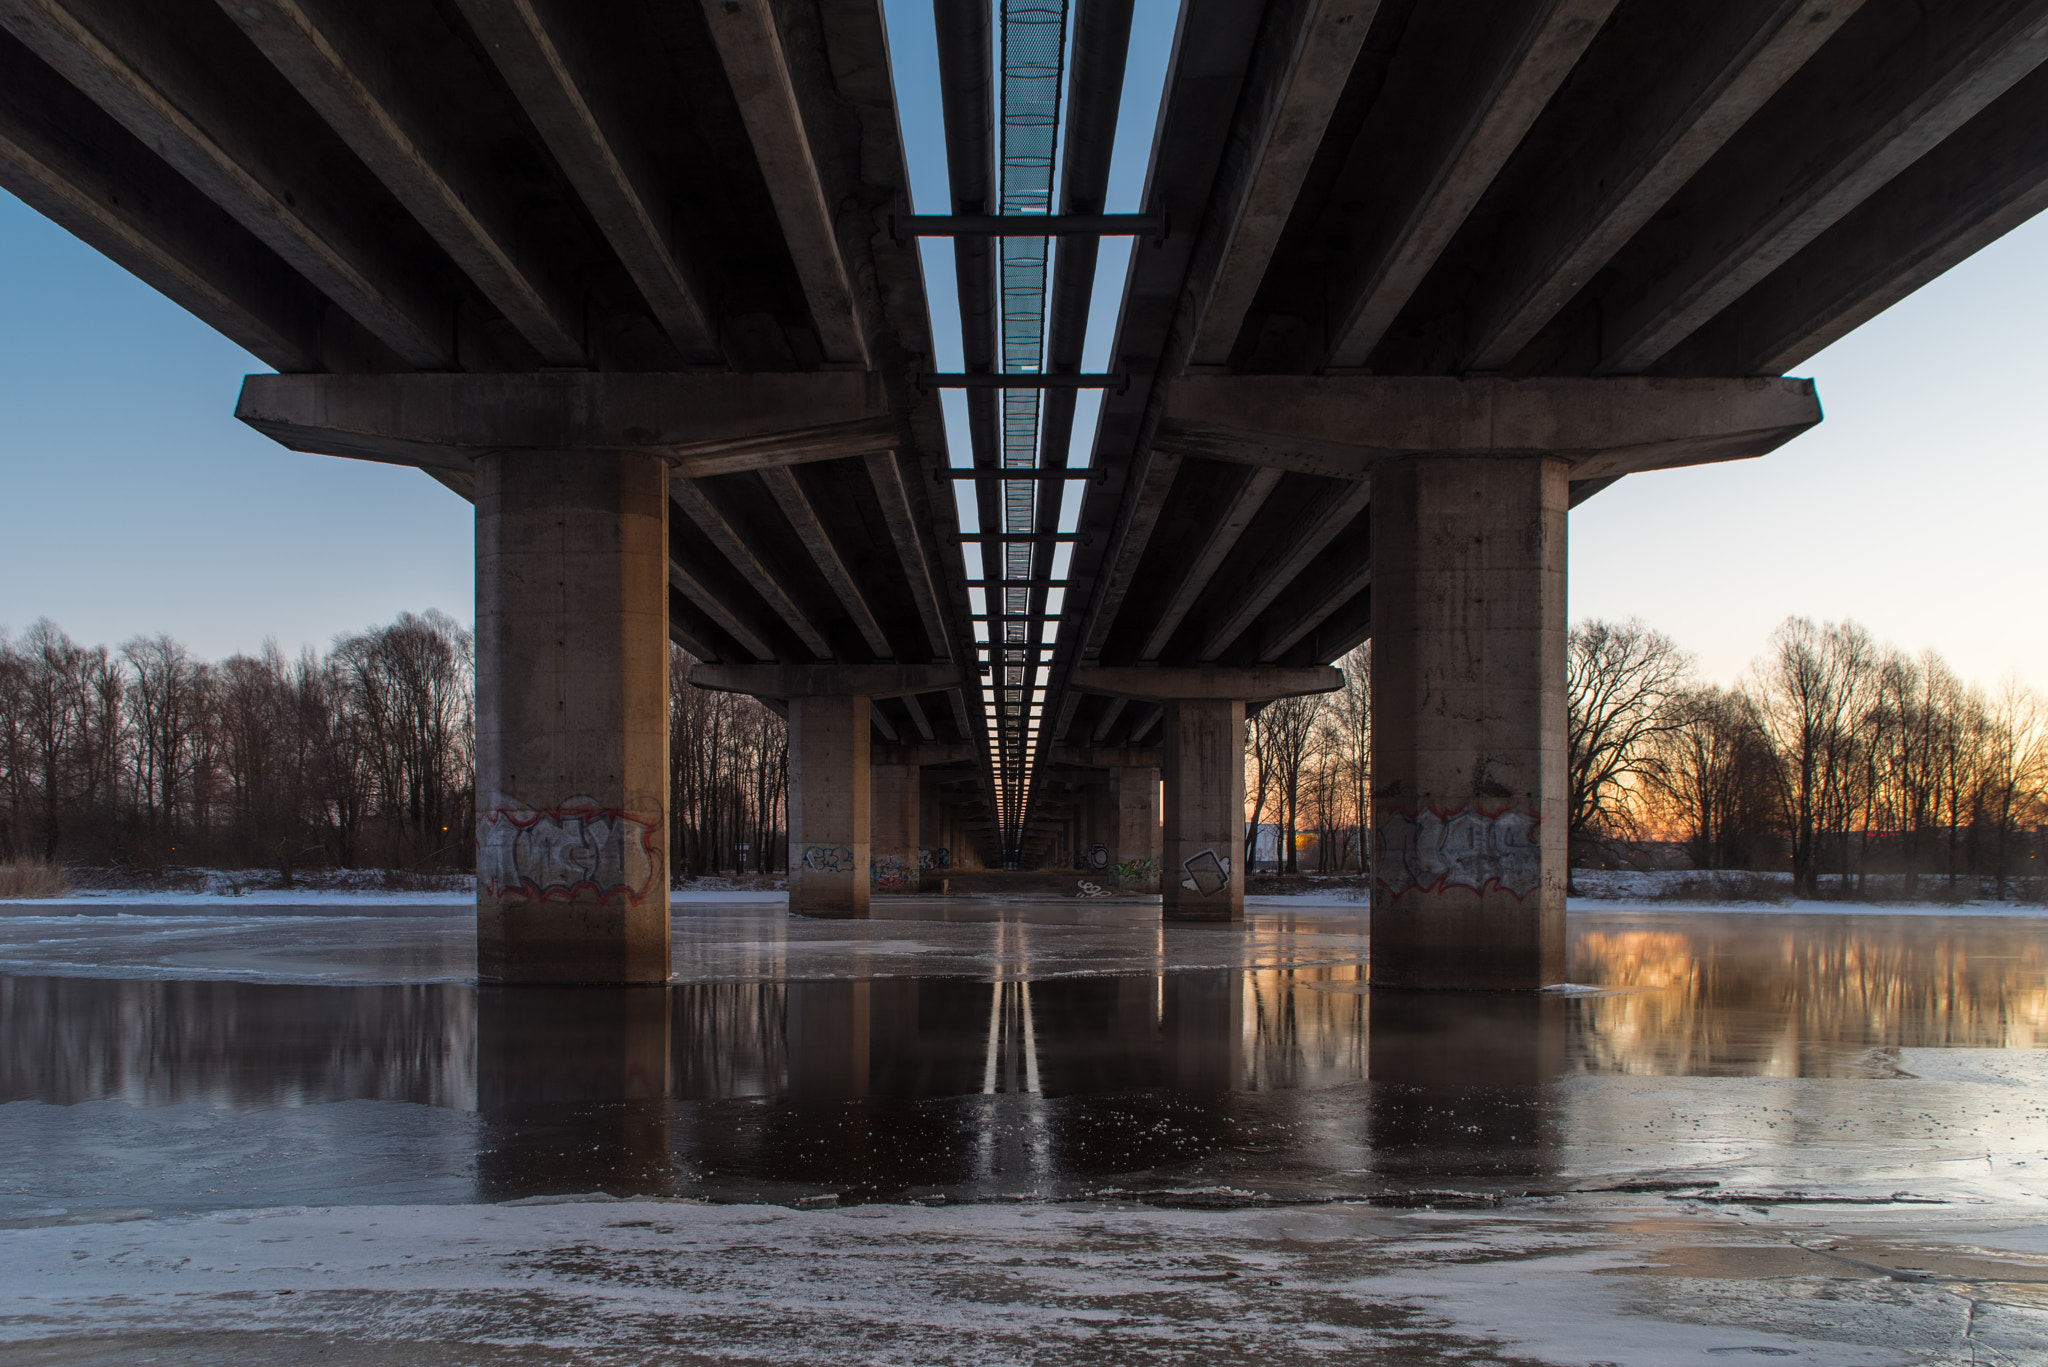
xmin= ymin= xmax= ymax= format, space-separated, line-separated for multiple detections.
xmin=689 ymin=662 xmax=959 ymax=699
xmin=667 ymin=564 xmax=772 ymax=662
xmin=235 ymin=371 xmax=896 ymax=475
xmin=1594 ymin=0 xmax=2048 ymax=374
xmin=1070 ymin=664 xmax=1342 ymax=701
xmin=669 ymin=478 xmax=833 ymax=658
xmin=1157 ymin=376 xmax=1821 ymax=483
xmin=699 ymin=0 xmax=866 ymax=367
xmin=2 ymin=0 xmax=453 ymax=367
xmin=863 ymin=452 xmax=950 ymax=659
xmin=0 ymin=35 xmax=333 ymax=374
xmin=874 ymin=742 xmax=978 ymax=766
xmin=1078 ymin=450 xmax=1180 ymax=662
xmin=1463 ymin=0 xmax=1862 ymax=370
xmin=452 ymin=0 xmax=721 ymax=363
xmin=1196 ymin=480 xmax=1373 ymax=662
xmin=1188 ymin=0 xmax=1377 ymax=367
xmin=1324 ymin=0 xmax=1619 ymax=369
xmin=222 ymin=0 xmax=586 ymax=367
xmin=1046 ymin=746 xmax=1164 ymax=768
xmin=758 ymin=465 xmax=891 ymax=659
xmin=1139 ymin=465 xmax=1282 ymax=659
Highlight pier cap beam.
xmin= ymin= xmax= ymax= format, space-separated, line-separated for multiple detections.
xmin=689 ymin=663 xmax=960 ymax=700
xmin=236 ymin=371 xmax=897 ymax=478
xmin=1069 ymin=664 xmax=1342 ymax=701
xmin=1155 ymin=375 xmax=1821 ymax=483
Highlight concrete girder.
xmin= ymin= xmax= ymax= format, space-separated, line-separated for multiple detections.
xmin=1194 ymin=480 xmax=1374 ymax=663
xmin=1070 ymin=664 xmax=1343 ymax=702
xmin=698 ymin=0 xmax=867 ymax=368
xmin=0 ymin=36 xmax=337 ymax=374
xmin=1078 ymin=450 xmax=1181 ymax=662
xmin=1593 ymin=0 xmax=2048 ymax=374
xmin=758 ymin=465 xmax=893 ymax=659
xmin=900 ymin=692 xmax=936 ymax=742
xmin=0 ymin=0 xmax=454 ymax=368
xmin=1090 ymin=696 xmax=1128 ymax=743
xmin=873 ymin=742 xmax=978 ymax=766
xmin=1139 ymin=465 xmax=1283 ymax=660
xmin=862 ymin=452 xmax=950 ymax=659
xmin=667 ymin=564 xmax=773 ymax=662
xmin=689 ymin=662 xmax=960 ymax=700
xmin=1323 ymin=0 xmax=1619 ymax=370
xmin=220 ymin=0 xmax=586 ymax=367
xmin=451 ymin=0 xmax=722 ymax=364
xmin=235 ymin=372 xmax=897 ymax=477
xmin=1661 ymin=59 xmax=2048 ymax=378
xmin=1156 ymin=376 xmax=1822 ymax=484
xmin=868 ymin=701 xmax=898 ymax=743
xmin=1462 ymin=0 xmax=1863 ymax=371
xmin=669 ymin=479 xmax=834 ymax=660
xmin=1187 ymin=0 xmax=1377 ymax=368
xmin=1046 ymin=746 xmax=1164 ymax=768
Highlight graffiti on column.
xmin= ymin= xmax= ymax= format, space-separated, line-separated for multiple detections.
xmin=918 ymin=847 xmax=952 ymax=871
xmin=1114 ymin=857 xmax=1158 ymax=885
xmin=1088 ymin=843 xmax=1110 ymax=869
xmin=1376 ymin=806 xmax=1540 ymax=898
xmin=477 ymin=797 xmax=659 ymax=905
xmin=1180 ymin=848 xmax=1232 ymax=896
xmin=801 ymin=845 xmax=856 ymax=873
xmin=871 ymin=853 xmax=910 ymax=889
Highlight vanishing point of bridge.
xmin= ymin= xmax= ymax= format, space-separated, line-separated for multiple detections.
xmin=5 ymin=0 xmax=2045 ymax=986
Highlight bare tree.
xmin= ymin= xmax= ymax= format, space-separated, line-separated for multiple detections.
xmin=1751 ymin=617 xmax=1880 ymax=896
xmin=1567 ymin=618 xmax=1692 ymax=868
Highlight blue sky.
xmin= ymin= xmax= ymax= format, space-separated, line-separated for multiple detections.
xmin=1 ymin=1 xmax=2042 ymax=696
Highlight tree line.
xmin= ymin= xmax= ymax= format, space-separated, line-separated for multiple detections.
xmin=1571 ymin=616 xmax=2046 ymax=896
xmin=0 ymin=618 xmax=789 ymax=881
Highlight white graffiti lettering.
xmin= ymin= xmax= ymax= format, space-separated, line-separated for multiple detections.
xmin=1376 ymin=807 xmax=1540 ymax=899
xmin=478 ymin=798 xmax=658 ymax=905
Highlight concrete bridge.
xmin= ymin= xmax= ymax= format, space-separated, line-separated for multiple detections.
xmin=4 ymin=0 xmax=2044 ymax=987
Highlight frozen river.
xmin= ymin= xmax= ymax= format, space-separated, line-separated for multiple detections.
xmin=1 ymin=900 xmax=2044 ymax=1363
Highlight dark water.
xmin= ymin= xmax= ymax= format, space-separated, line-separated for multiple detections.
xmin=2 ymin=910 xmax=2043 ymax=1210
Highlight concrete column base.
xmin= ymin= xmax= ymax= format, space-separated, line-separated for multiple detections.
xmin=1161 ymin=698 xmax=1245 ymax=922
xmin=1370 ymin=457 xmax=1568 ymax=990
xmin=1113 ymin=764 xmax=1161 ymax=892
xmin=474 ymin=451 xmax=670 ymax=985
xmin=789 ymin=695 xmax=871 ymax=918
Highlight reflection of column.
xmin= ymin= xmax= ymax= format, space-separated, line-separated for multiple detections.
xmin=1162 ymin=699 xmax=1246 ymax=921
xmin=1365 ymin=991 xmax=1565 ymax=1185
xmin=789 ymin=694 xmax=871 ymax=918
xmin=1370 ymin=457 xmax=1567 ymax=989
xmin=871 ymin=756 xmax=920 ymax=893
xmin=1160 ymin=969 xmax=1244 ymax=1093
xmin=476 ymin=451 xmax=670 ymax=984
xmin=475 ymin=985 xmax=673 ymax=1199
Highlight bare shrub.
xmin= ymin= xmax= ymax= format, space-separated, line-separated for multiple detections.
xmin=0 ymin=858 xmax=71 ymax=898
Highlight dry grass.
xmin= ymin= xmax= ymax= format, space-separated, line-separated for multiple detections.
xmin=0 ymin=858 xmax=71 ymax=899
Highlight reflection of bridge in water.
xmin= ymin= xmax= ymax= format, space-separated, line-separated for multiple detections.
xmin=5 ymin=909 xmax=2043 ymax=1206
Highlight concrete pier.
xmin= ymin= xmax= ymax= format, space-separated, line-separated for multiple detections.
xmin=871 ymin=756 xmax=920 ymax=892
xmin=1369 ymin=457 xmax=1568 ymax=990
xmin=788 ymin=694 xmax=872 ymax=919
xmin=1161 ymin=699 xmax=1246 ymax=922
xmin=1112 ymin=764 xmax=1160 ymax=891
xmin=475 ymin=451 xmax=672 ymax=985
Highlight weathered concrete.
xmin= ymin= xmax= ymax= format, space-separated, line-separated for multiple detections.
xmin=1370 ymin=456 xmax=1568 ymax=991
xmin=1070 ymin=664 xmax=1342 ymax=701
xmin=788 ymin=694 xmax=871 ymax=919
xmin=1155 ymin=375 xmax=1823 ymax=481
xmin=1161 ymin=698 xmax=1245 ymax=922
xmin=475 ymin=450 xmax=671 ymax=985
xmin=1113 ymin=764 xmax=1161 ymax=891
xmin=235 ymin=371 xmax=896 ymax=476
xmin=871 ymin=759 xmax=920 ymax=892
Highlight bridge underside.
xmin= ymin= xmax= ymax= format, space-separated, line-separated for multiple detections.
xmin=4 ymin=0 xmax=2046 ymax=986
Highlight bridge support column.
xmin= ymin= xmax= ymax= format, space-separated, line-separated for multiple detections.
xmin=871 ymin=757 xmax=920 ymax=893
xmin=789 ymin=695 xmax=871 ymax=918
xmin=475 ymin=451 xmax=671 ymax=985
xmin=1112 ymin=765 xmax=1160 ymax=891
xmin=1161 ymin=699 xmax=1246 ymax=922
xmin=1370 ymin=456 xmax=1568 ymax=990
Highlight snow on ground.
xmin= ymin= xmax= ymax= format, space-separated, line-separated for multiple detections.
xmin=3 ymin=1196 xmax=2043 ymax=1364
